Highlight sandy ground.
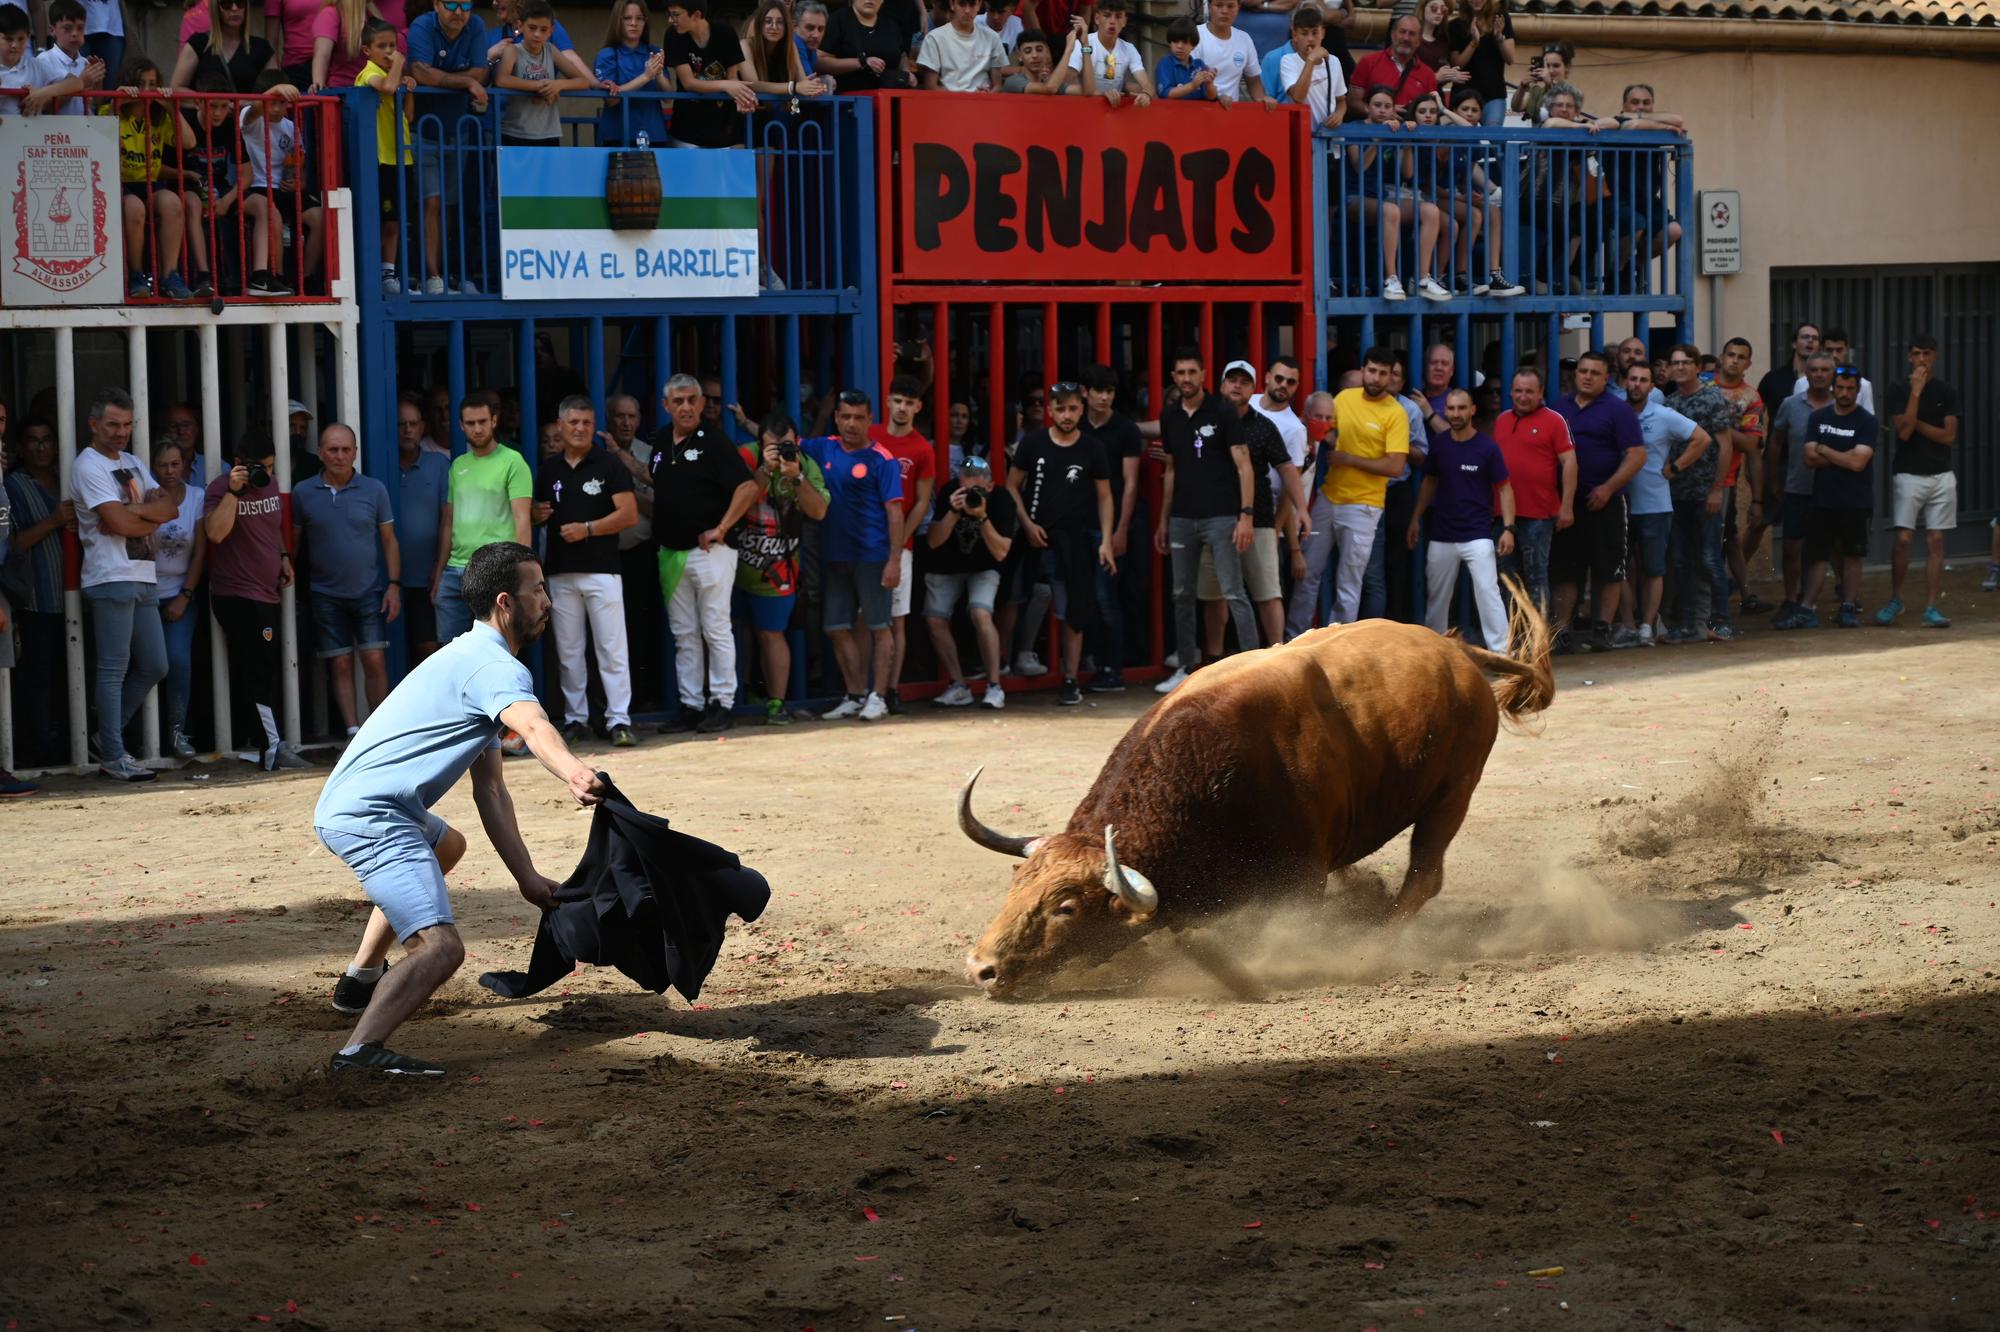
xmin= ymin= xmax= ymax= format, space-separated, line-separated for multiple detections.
xmin=4 ymin=573 xmax=1999 ymax=1331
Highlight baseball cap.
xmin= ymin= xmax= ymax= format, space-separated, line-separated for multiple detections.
xmin=287 ymin=399 xmax=312 ymax=417
xmin=1221 ymin=360 xmax=1257 ymax=382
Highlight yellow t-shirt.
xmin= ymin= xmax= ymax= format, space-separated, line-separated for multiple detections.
xmin=1322 ymin=387 xmax=1410 ymax=509
xmin=106 ymin=105 xmax=170 ymax=184
xmin=357 ymin=61 xmax=413 ymax=166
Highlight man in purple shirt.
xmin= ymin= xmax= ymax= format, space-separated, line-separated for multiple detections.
xmin=1550 ymin=351 xmax=1646 ymax=653
xmin=1408 ymin=388 xmax=1515 ymax=652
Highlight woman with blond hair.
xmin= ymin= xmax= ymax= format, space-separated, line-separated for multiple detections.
xmin=309 ymin=0 xmax=382 ymax=93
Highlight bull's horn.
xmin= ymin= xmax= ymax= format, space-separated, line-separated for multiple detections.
xmin=1102 ymin=826 xmax=1160 ymax=915
xmin=958 ymin=766 xmax=1040 ymax=859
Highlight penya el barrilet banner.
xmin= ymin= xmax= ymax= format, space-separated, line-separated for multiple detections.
xmin=884 ymin=93 xmax=1308 ymax=286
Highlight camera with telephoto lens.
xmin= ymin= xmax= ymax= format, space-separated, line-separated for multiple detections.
xmin=776 ymin=441 xmax=799 ymax=463
xmin=962 ymin=485 xmax=988 ymax=511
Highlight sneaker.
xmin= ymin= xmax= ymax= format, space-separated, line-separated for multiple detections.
xmin=449 ymin=277 xmax=481 ymax=296
xmin=1013 ymin=651 xmax=1049 ymax=678
xmin=1552 ymin=629 xmax=1577 ymax=655
xmin=99 ymin=755 xmax=155 ymax=783
xmin=1770 ymin=601 xmax=1801 ymax=624
xmin=1416 ymin=276 xmax=1453 ymax=302
xmin=560 ymin=720 xmax=590 ymax=745
xmin=270 ymin=743 xmax=312 ymax=770
xmin=1982 ymin=564 xmax=2000 ymax=592
xmin=695 ymin=700 xmax=733 ymax=733
xmin=1739 ymin=593 xmax=1775 ymax=615
xmin=1772 ymin=609 xmax=1813 ymax=631
xmin=1837 ymin=602 xmax=1862 ymax=629
xmin=821 ymin=694 xmax=862 ymax=721
xmin=1608 ymin=625 xmax=1640 ymax=650
xmin=1087 ymin=670 xmax=1127 ymax=693
xmin=1874 ymin=597 xmax=1904 ymax=626
xmin=858 ymin=691 xmax=888 ymax=721
xmin=933 ymin=681 xmax=976 ymax=708
xmin=1153 ymin=667 xmax=1189 ymax=695
xmin=1164 ymin=651 xmax=1181 ymax=670
xmin=0 ymin=769 xmax=41 ymax=798
xmin=127 ymin=272 xmax=154 ymax=299
xmin=981 ymin=682 xmax=1006 ymax=710
xmin=163 ymin=270 xmax=195 ymax=301
xmin=1486 ymin=270 xmax=1525 ymax=297
xmin=1922 ymin=605 xmax=1952 ymax=629
xmin=382 ymin=272 xmax=404 ymax=298
xmin=329 ymin=1043 xmax=445 ymax=1077
xmin=1636 ymin=623 xmax=1655 ymax=648
xmin=422 ymin=275 xmax=446 ymax=296
xmin=330 ymin=963 xmax=390 ymax=1015
xmin=1381 ymin=275 xmax=1407 ymax=301
xmin=1706 ymin=623 xmax=1736 ymax=642
xmin=246 ymin=270 xmax=292 ymax=297
xmin=884 ymin=688 xmax=905 ymax=716
xmin=1582 ymin=622 xmax=1615 ymax=654
xmin=610 ymin=725 xmax=637 ymax=747
xmin=1057 ymin=678 xmax=1084 ymax=706
xmin=1662 ymin=625 xmax=1699 ymax=644
xmin=169 ymin=728 xmax=199 ymax=760
xmin=762 ymin=699 xmax=793 ymax=726
xmin=657 ymin=704 xmax=703 ymax=733
xmin=188 ymin=272 xmax=215 ymax=299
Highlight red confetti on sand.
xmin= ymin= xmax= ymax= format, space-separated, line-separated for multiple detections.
xmin=1771 ymin=1130 xmax=1785 ymax=1146
xmin=187 ymin=1254 xmax=207 ymax=1267
xmin=1243 ymin=1221 xmax=1263 ymax=1230
xmin=855 ymin=1255 xmax=879 ymax=1262
xmin=465 ymin=1202 xmax=482 ymax=1212
xmin=1925 ymin=1219 xmax=1941 ymax=1230
xmin=863 ymin=1207 xmax=881 ymax=1222
xmin=1363 ymin=1260 xmax=1384 ymax=1270
xmin=1737 ymin=923 xmax=1755 ymax=931
xmin=888 ymin=1080 xmax=908 ymax=1090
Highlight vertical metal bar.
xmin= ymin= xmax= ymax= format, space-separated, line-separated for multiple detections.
xmin=126 ymin=325 xmax=160 ymax=761
xmin=655 ymin=314 xmax=674 ymax=428
xmin=721 ymin=312 xmax=740 ymax=441
xmin=1198 ymin=302 xmax=1213 ymax=381
xmin=1247 ymin=301 xmax=1265 ymax=379
xmin=267 ymin=322 xmax=300 ymax=748
xmin=517 ymin=317 xmax=538 ymax=482
xmin=199 ymin=321 xmax=232 ymax=755
xmin=56 ymin=328 xmax=87 ymax=771
xmin=1042 ymin=300 xmax=1059 ymax=384
xmin=447 ymin=319 xmax=468 ymax=453
xmin=1499 ymin=315 xmax=1516 ymax=397
xmin=1095 ymin=301 xmax=1113 ymax=369
xmin=932 ymin=302 xmax=951 ymax=475
xmin=987 ymin=301 xmax=1006 ymax=466
xmin=783 ymin=313 xmax=803 ymax=426
xmin=588 ymin=315 xmax=607 ymax=426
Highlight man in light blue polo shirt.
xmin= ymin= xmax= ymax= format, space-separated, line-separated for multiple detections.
xmin=314 ymin=541 xmax=606 ymax=1076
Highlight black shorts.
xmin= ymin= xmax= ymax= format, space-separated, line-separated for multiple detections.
xmin=400 ymin=584 xmax=438 ymax=652
xmin=376 ymin=165 xmax=400 ymax=220
xmin=270 ymin=188 xmax=321 ymax=222
xmin=1803 ymin=508 xmax=1870 ymax=565
xmin=1550 ymin=494 xmax=1628 ymax=588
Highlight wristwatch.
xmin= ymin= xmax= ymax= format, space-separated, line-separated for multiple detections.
xmin=1502 ymin=524 xmax=1517 ymax=533
xmin=1239 ymin=506 xmax=1254 ymax=516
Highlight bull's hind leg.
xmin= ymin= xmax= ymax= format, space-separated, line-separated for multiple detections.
xmin=1386 ymin=783 xmax=1477 ymax=925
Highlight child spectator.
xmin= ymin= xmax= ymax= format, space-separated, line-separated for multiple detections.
xmin=1000 ymin=25 xmax=1077 ymax=94
xmin=497 ymin=0 xmax=590 ymax=147
xmin=1277 ymin=8 xmax=1343 ymax=128
xmin=744 ymin=1 xmax=827 ymax=97
xmin=0 ymin=6 xmax=89 ymax=116
xmin=818 ymin=0 xmax=908 ymax=94
xmin=356 ymin=17 xmax=420 ymax=297
xmin=104 ymin=57 xmax=204 ymax=300
xmin=595 ymin=0 xmax=671 ymax=147
xmin=662 ymin=0 xmax=756 ymax=147
xmin=177 ymin=71 xmax=241 ymax=293
xmin=918 ymin=0 xmax=1005 ymax=94
xmin=1068 ymin=0 xmax=1150 ymax=107
xmin=1154 ymin=18 xmax=1214 ymax=102
xmin=240 ymin=67 xmax=322 ymax=296
xmin=984 ymin=0 xmax=1022 ymax=54
xmin=36 ymin=0 xmax=103 ymax=116
xmin=490 ymin=0 xmax=600 ymax=86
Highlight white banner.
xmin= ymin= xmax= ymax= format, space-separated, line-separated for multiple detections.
xmin=0 ymin=116 xmax=125 ymax=307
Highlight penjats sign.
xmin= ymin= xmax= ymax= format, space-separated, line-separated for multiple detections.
xmin=889 ymin=95 xmax=1304 ymax=285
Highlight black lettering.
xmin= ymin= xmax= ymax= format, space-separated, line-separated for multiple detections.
xmin=913 ymin=142 xmax=970 ymax=252
xmin=1024 ymin=146 xmax=1083 ymax=253
xmin=1083 ymin=148 xmax=1127 ymax=252
xmin=1179 ymin=148 xmax=1230 ymax=253
xmin=971 ymin=142 xmax=1022 ymax=254
xmin=1127 ymin=142 xmax=1186 ymax=253
xmin=1229 ymin=148 xmax=1278 ymax=255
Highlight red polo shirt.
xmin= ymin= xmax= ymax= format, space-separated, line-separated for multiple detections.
xmin=1349 ymin=49 xmax=1438 ymax=108
xmin=1491 ymin=407 xmax=1575 ymax=520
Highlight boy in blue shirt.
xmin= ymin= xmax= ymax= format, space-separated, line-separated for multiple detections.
xmin=1155 ymin=18 xmax=1215 ymax=101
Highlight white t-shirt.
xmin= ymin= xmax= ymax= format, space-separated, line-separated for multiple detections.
xmin=984 ymin=14 xmax=1022 ymax=51
xmin=72 ymin=448 xmax=160 ymax=588
xmin=1253 ymin=395 xmax=1308 ymax=473
xmin=1195 ymin=23 xmax=1259 ymax=101
xmin=35 ymin=47 xmax=88 ymax=115
xmin=83 ymin=0 xmax=122 ymax=36
xmin=1278 ymin=49 xmax=1346 ymax=126
xmin=1795 ymin=373 xmax=1874 ymax=415
xmin=239 ymin=108 xmax=296 ymax=189
xmin=1067 ymin=36 xmax=1144 ymax=93
xmin=0 ymin=53 xmax=49 ymax=118
xmin=916 ymin=23 xmax=1006 ymax=93
xmin=152 ymin=485 xmax=208 ymax=600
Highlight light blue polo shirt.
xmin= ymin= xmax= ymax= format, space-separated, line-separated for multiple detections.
xmin=313 ymin=621 xmax=537 ymax=836
xmin=1630 ymin=399 xmax=1697 ymax=517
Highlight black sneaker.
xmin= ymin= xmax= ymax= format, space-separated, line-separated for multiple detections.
xmin=1057 ymin=678 xmax=1084 ymax=706
xmin=695 ymin=699 xmax=733 ymax=733
xmin=247 ymin=270 xmax=293 ymax=298
xmin=656 ymin=704 xmax=702 ymax=734
xmin=1086 ymin=670 xmax=1126 ymax=694
xmin=330 ymin=963 xmax=390 ymax=1015
xmin=883 ymin=688 xmax=905 ymax=716
xmin=559 ymin=720 xmax=589 ymax=745
xmin=329 ymin=1043 xmax=445 ymax=1076
xmin=1584 ymin=621 xmax=1616 ymax=654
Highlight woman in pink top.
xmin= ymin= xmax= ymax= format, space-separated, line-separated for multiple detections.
xmin=180 ymin=0 xmax=210 ymax=43
xmin=267 ymin=0 xmax=327 ymax=82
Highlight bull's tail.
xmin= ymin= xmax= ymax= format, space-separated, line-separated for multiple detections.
xmin=1454 ymin=575 xmax=1556 ymax=725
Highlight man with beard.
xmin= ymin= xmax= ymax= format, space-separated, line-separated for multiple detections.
xmin=315 ymin=542 xmax=606 ymax=1076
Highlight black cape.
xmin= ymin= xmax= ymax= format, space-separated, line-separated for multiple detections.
xmin=477 ymin=778 xmax=769 ymax=1004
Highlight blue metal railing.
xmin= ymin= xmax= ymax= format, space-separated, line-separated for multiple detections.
xmin=341 ymin=88 xmax=868 ymax=301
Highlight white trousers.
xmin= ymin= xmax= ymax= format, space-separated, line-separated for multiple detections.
xmin=1424 ymin=538 xmax=1511 ymax=653
xmin=667 ymin=544 xmax=739 ymax=708
xmin=549 ymin=572 xmax=632 ymax=727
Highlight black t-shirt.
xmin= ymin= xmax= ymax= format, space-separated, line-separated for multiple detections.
xmin=1888 ymin=377 xmax=1958 ymax=477
xmin=927 ymin=482 xmax=1018 ymax=575
xmin=1012 ymin=430 xmax=1109 ymax=532
xmin=1234 ymin=408 xmax=1291 ymax=527
xmin=649 ymin=425 xmax=755 ymax=550
xmin=663 ymin=23 xmax=748 ymax=147
xmin=536 ymin=448 xmax=633 ymax=576
xmin=178 ymin=110 xmax=237 ymax=197
xmin=1084 ymin=410 xmax=1144 ymax=524
xmin=824 ymin=8 xmax=908 ymax=92
xmin=1806 ymin=405 xmax=1877 ymax=510
xmin=187 ymin=32 xmax=276 ymax=95
xmin=1443 ymin=14 xmax=1514 ymax=103
xmin=1160 ymin=393 xmax=1245 ymax=520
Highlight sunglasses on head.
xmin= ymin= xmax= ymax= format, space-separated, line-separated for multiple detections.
xmin=1048 ymin=382 xmax=1080 ymax=396
xmin=836 ymin=390 xmax=870 ymax=407
xmin=1833 ymin=366 xmax=1861 ymax=378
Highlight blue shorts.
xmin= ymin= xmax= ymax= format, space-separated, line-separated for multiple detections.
xmin=311 ymin=591 xmax=389 ymax=658
xmin=735 ymin=587 xmax=796 ymax=634
xmin=316 ymin=812 xmax=452 ymax=942
xmin=1631 ymin=511 xmax=1671 ymax=578
xmin=824 ymin=558 xmax=892 ymax=632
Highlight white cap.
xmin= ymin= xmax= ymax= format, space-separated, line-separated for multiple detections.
xmin=1221 ymin=360 xmax=1257 ymax=383
xmin=287 ymin=399 xmax=312 ymax=417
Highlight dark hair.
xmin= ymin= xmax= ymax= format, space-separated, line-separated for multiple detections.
xmin=463 ymin=542 xmax=541 ymax=621
xmin=1511 ymin=367 xmax=1544 ymax=388
xmin=759 ymin=410 xmax=799 ymax=440
xmin=1365 ymin=83 xmax=1398 ymax=104
xmin=835 ymin=388 xmax=871 ymax=410
xmin=1165 ymin=16 xmax=1196 ymax=42
xmin=252 ymin=68 xmax=289 ymax=96
xmin=1362 ymin=345 xmax=1397 ymax=370
xmin=114 ymin=56 xmax=166 ymax=122
xmin=887 ymin=375 xmax=924 ymax=400
xmin=192 ymin=70 xmax=234 ymax=95
xmin=1789 ymin=320 xmax=1820 ymax=341
xmin=1096 ymin=0 xmax=1128 ymax=12
xmin=1574 ymin=350 xmax=1611 ymax=372
xmin=1291 ymin=6 xmax=1322 ymax=29
xmin=1018 ymin=26 xmax=1052 ymax=48
xmin=516 ymin=0 xmax=556 ymax=21
xmin=1723 ymin=336 xmax=1753 ymax=357
xmin=556 ymin=394 xmax=594 ymax=418
xmin=1621 ymin=82 xmax=1655 ymax=102
xmin=1079 ymin=363 xmax=1118 ymax=393
xmin=1909 ymin=332 xmax=1938 ymax=352
xmin=1171 ymin=344 xmax=1203 ymax=369
xmin=1668 ymin=342 xmax=1701 ymax=362
xmin=461 ymin=388 xmax=501 ymax=416
xmin=89 ymin=386 xmax=135 ymax=420
xmin=1820 ymin=326 xmax=1851 ymax=346
xmin=234 ymin=429 xmax=277 ymax=462
xmin=361 ymin=16 xmax=397 ymax=45
xmin=0 ymin=8 xmax=29 ymax=36
xmin=46 ymin=0 xmax=84 ymax=25
xmin=1269 ymin=354 xmax=1301 ymax=375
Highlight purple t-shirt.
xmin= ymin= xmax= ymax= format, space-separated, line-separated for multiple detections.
xmin=204 ymin=473 xmax=286 ymax=604
xmin=1554 ymin=392 xmax=1644 ymax=492
xmin=1424 ymin=428 xmax=1508 ymax=543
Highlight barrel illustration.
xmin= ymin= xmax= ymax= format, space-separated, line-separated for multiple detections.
xmin=604 ymin=150 xmax=661 ymax=231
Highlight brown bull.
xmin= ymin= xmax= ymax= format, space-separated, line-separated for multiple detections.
xmin=960 ymin=590 xmax=1554 ymax=998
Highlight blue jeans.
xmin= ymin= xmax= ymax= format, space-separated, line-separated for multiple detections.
xmin=1668 ymin=499 xmax=1729 ymax=632
xmin=435 ymin=564 xmax=473 ymax=643
xmin=1169 ymin=516 xmax=1253 ymax=666
xmin=84 ymin=580 xmax=168 ymax=762
xmin=1480 ymin=97 xmax=1508 ymax=127
xmin=1497 ymin=516 xmax=1555 ymax=616
xmin=161 ymin=595 xmax=199 ymax=733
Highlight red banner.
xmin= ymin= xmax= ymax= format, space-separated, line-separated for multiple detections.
xmin=886 ymin=93 xmax=1305 ymax=285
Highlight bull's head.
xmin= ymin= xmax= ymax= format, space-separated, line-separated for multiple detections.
xmin=958 ymin=768 xmax=1161 ymax=999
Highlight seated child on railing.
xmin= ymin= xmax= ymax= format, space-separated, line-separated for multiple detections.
xmin=239 ymin=68 xmax=322 ymax=296
xmin=176 ymin=72 xmax=244 ymax=295
xmin=102 ymin=56 xmax=210 ymax=301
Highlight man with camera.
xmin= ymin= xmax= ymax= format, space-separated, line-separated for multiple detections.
xmin=733 ymin=413 xmax=830 ymax=725
xmin=203 ymin=432 xmax=307 ymax=770
xmin=924 ymin=454 xmax=1016 ymax=709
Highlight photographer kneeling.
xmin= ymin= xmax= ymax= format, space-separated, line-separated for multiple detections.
xmin=924 ymin=455 xmax=1016 ymax=710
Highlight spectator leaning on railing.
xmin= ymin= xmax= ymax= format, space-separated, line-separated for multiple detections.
xmin=408 ymin=0 xmax=491 ymax=291
xmin=918 ymin=0 xmax=1006 ymax=92
xmin=1001 ymin=24 xmax=1079 ymax=94
xmin=596 ymin=0 xmax=672 ymax=146
xmin=663 ymin=0 xmax=756 ymax=145
xmin=1155 ymin=17 xmax=1215 ymax=102
xmin=1068 ymin=0 xmax=1150 ymax=107
xmin=37 ymin=1 xmax=103 ymax=117
xmin=746 ymin=0 xmax=829 ymax=98
xmin=1 ymin=5 xmax=96 ymax=114
xmin=497 ymin=1 xmax=596 ymax=148
xmin=1278 ymin=7 xmax=1344 ymax=129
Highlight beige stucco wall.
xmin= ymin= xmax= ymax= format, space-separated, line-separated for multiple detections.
xmin=1566 ymin=46 xmax=2000 ymax=354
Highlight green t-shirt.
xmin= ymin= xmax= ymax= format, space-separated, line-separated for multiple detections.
xmin=446 ymin=446 xmax=534 ymax=568
xmin=731 ymin=447 xmax=829 ymax=597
